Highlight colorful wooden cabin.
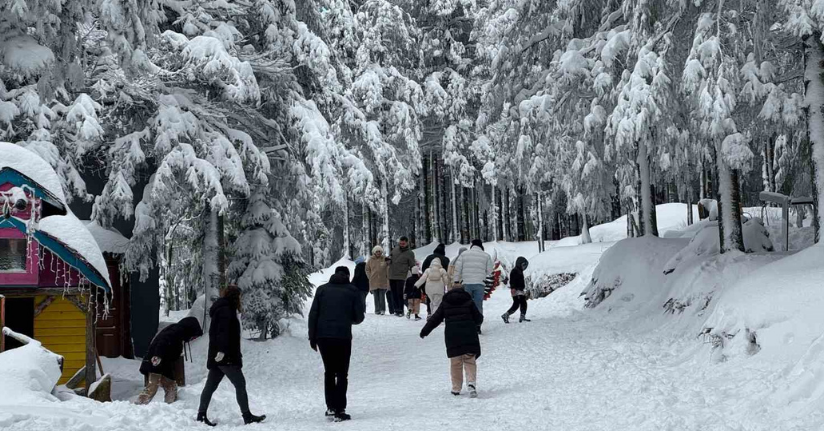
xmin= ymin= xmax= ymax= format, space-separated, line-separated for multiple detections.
xmin=0 ymin=143 xmax=112 ymax=386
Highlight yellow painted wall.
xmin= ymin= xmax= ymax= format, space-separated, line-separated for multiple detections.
xmin=33 ymin=295 xmax=87 ymax=384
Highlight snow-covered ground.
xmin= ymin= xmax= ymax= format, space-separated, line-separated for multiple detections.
xmin=3 ymin=203 xmax=824 ymax=430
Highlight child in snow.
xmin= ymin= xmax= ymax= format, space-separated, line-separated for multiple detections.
xmin=419 ymin=287 xmax=484 ymax=398
xmin=405 ymin=266 xmax=423 ymax=320
xmin=502 ymin=257 xmax=530 ymax=323
xmin=415 ymin=257 xmax=448 ymax=316
xmin=137 ymin=316 xmax=202 ymax=404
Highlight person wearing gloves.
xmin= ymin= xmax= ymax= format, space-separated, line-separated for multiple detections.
xmin=453 ymin=240 xmax=493 ymax=334
xmin=415 ymin=257 xmax=448 ymax=316
xmin=502 ymin=257 xmax=531 ymax=323
xmin=365 ymin=246 xmax=390 ymax=315
xmin=308 ymin=267 xmax=366 ymax=422
xmin=137 ymin=316 xmax=202 ymax=404
xmin=198 ymin=285 xmax=265 ymax=427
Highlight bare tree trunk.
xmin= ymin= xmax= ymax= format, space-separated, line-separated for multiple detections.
xmin=343 ymin=197 xmax=351 ymax=259
xmin=516 ymin=186 xmax=526 ymax=241
xmin=202 ymin=205 xmax=219 ymax=331
xmin=422 ymin=154 xmax=431 ymax=244
xmin=805 ymin=36 xmax=824 ymax=244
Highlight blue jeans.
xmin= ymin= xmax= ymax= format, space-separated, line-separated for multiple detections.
xmin=464 ymin=284 xmax=485 ymax=317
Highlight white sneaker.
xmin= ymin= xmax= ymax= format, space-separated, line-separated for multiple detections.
xmin=468 ymin=384 xmax=477 ymax=398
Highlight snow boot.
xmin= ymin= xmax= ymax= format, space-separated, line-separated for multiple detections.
xmin=243 ymin=412 xmax=266 ymax=425
xmin=451 ymin=391 xmax=460 ymax=396
xmin=501 ymin=313 xmax=510 ymax=324
xmin=407 ymin=310 xmax=411 ymax=319
xmin=468 ymin=384 xmax=478 ymax=398
xmin=519 ymin=315 xmax=531 ymax=323
xmin=325 ymin=409 xmax=337 ymax=418
xmin=197 ymin=412 xmax=217 ymax=427
xmin=333 ymin=411 xmax=352 ymax=422
xmin=414 ymin=315 xmax=422 ymax=321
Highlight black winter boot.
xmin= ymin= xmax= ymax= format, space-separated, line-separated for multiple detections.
xmin=197 ymin=412 xmax=217 ymax=427
xmin=519 ymin=315 xmax=531 ymax=323
xmin=243 ymin=412 xmax=266 ymax=425
xmin=334 ymin=411 xmax=352 ymax=422
xmin=501 ymin=312 xmax=510 ymax=324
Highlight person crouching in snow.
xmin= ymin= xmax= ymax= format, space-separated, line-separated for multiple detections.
xmin=137 ymin=316 xmax=202 ymax=404
xmin=197 ymin=285 xmax=266 ymax=426
xmin=502 ymin=257 xmax=531 ymax=323
xmin=405 ymin=266 xmax=423 ymax=320
xmin=419 ymin=286 xmax=484 ymax=398
xmin=416 ymin=257 xmax=448 ymax=318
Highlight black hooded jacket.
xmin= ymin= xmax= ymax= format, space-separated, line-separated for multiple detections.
xmin=352 ymin=262 xmax=370 ymax=294
xmin=422 ymin=244 xmax=450 ymax=272
xmin=308 ymin=273 xmax=366 ymax=342
xmin=404 ymin=274 xmax=422 ymax=299
xmin=420 ymin=288 xmax=483 ymax=358
xmin=207 ymin=297 xmax=243 ymax=370
xmin=510 ymin=257 xmax=529 ymax=291
xmin=140 ymin=316 xmax=202 ymax=379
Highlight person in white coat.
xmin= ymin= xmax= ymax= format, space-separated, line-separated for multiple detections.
xmin=453 ymin=239 xmax=493 ymax=333
xmin=415 ymin=257 xmax=448 ymax=317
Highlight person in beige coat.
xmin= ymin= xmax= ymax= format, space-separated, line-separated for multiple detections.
xmin=365 ymin=246 xmax=390 ymax=315
xmin=415 ymin=257 xmax=448 ymax=316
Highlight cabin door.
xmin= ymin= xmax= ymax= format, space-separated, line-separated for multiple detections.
xmin=2 ymin=297 xmax=34 ymax=350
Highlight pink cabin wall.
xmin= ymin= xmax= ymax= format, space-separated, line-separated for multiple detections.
xmin=0 ymin=228 xmax=39 ymax=286
xmin=38 ymin=248 xmax=82 ymax=288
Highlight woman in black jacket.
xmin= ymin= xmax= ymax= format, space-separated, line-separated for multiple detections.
xmin=420 ymin=287 xmax=483 ymax=398
xmin=197 ymin=285 xmax=265 ymax=426
xmin=502 ymin=257 xmax=530 ymax=323
xmin=137 ymin=316 xmax=202 ymax=404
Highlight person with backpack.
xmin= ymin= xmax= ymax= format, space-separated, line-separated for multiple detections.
xmin=446 ymin=247 xmax=467 ymax=290
xmin=365 ymin=246 xmax=390 ymax=315
xmin=415 ymin=257 xmax=448 ymax=316
xmin=419 ymin=286 xmax=484 ymax=398
xmin=453 ymin=240 xmax=493 ymax=334
xmin=388 ymin=236 xmax=417 ymax=317
xmin=137 ymin=316 xmax=202 ymax=404
xmin=308 ymin=266 xmax=366 ymax=422
xmin=404 ymin=266 xmax=423 ymax=320
xmin=502 ymin=257 xmax=531 ymax=323
xmin=198 ymin=285 xmax=265 ymax=426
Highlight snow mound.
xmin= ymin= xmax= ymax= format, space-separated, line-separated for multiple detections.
xmin=0 ymin=142 xmax=67 ymax=205
xmin=39 ymin=213 xmax=110 ymax=286
xmin=556 ymin=203 xmax=698 ymax=246
xmin=0 ymin=341 xmax=62 ymax=407
xmin=84 ymin=220 xmax=129 ymax=254
xmin=663 ymin=219 xmax=774 ymax=274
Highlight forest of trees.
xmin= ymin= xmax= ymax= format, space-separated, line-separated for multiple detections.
xmin=2 ymin=0 xmax=823 ymax=335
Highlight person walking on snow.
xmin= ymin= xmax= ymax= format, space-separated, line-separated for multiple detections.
xmin=422 ymin=243 xmax=450 ymax=315
xmin=389 ymin=236 xmax=417 ymax=317
xmin=419 ymin=286 xmax=484 ymax=398
xmin=447 ymin=247 xmax=468 ymax=290
xmin=352 ymin=256 xmax=370 ymax=308
xmin=404 ymin=266 xmax=423 ymax=320
xmin=198 ymin=285 xmax=265 ymax=426
xmin=416 ymin=257 xmax=448 ymax=317
xmin=502 ymin=257 xmax=531 ymax=323
xmin=453 ymin=239 xmax=493 ymax=334
xmin=365 ymin=246 xmax=390 ymax=315
xmin=308 ymin=267 xmax=366 ymax=422
xmin=137 ymin=316 xmax=202 ymax=405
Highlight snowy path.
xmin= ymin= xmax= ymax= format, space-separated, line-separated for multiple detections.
xmin=2 ymin=285 xmax=813 ymax=431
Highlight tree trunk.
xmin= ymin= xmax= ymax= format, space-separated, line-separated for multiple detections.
xmin=461 ymin=187 xmax=470 ymax=243
xmin=381 ymin=180 xmax=390 ymax=251
xmin=516 ymin=186 xmax=526 ymax=241
xmin=805 ymin=35 xmax=824 ymax=244
xmin=422 ymin=154 xmax=431 ymax=244
xmin=202 ymin=205 xmax=219 ymax=331
xmin=716 ymin=152 xmax=745 ymax=253
xmin=343 ymin=197 xmax=351 ymax=259
xmin=362 ymin=203 xmax=369 ymax=256
xmin=637 ymin=140 xmax=658 ymax=237
xmin=490 ymin=184 xmax=497 ymax=242
xmin=496 ymin=186 xmax=504 ymax=241
xmin=440 ymin=160 xmax=449 ymax=243
xmin=580 ymin=213 xmax=592 ymax=244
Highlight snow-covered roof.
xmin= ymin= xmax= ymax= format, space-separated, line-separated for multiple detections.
xmin=83 ymin=220 xmax=130 ymax=255
xmin=0 ymin=142 xmax=67 ymax=208
xmin=38 ymin=213 xmax=111 ymax=290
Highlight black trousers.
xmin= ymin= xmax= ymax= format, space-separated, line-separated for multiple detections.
xmin=318 ymin=338 xmax=352 ymax=412
xmin=506 ymin=295 xmax=528 ymax=316
xmin=198 ymin=365 xmax=250 ymax=414
xmin=389 ymin=279 xmax=405 ymax=314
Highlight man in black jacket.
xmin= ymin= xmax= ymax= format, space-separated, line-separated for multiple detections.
xmin=502 ymin=257 xmax=530 ymax=323
xmin=137 ymin=316 xmax=202 ymax=404
xmin=198 ymin=285 xmax=265 ymax=426
xmin=308 ymin=266 xmax=366 ymax=422
xmin=420 ymin=287 xmax=483 ymax=398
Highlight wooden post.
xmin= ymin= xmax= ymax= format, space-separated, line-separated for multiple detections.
xmin=0 ymin=294 xmax=5 ymax=352
xmin=85 ymin=292 xmax=97 ymax=396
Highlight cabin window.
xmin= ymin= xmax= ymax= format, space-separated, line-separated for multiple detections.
xmin=0 ymin=238 xmax=27 ymax=271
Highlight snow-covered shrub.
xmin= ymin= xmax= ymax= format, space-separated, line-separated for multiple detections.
xmin=526 ymin=272 xmax=578 ymax=299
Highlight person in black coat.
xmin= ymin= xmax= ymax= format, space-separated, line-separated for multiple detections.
xmin=197 ymin=285 xmax=265 ymax=426
xmin=308 ymin=266 xmax=366 ymax=422
xmin=419 ymin=287 xmax=483 ymax=398
xmin=137 ymin=316 xmax=202 ymax=404
xmin=421 ymin=243 xmax=450 ymax=314
xmin=502 ymin=256 xmax=531 ymax=323
xmin=351 ymin=256 xmax=370 ymax=308
xmin=404 ymin=267 xmax=423 ymax=320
